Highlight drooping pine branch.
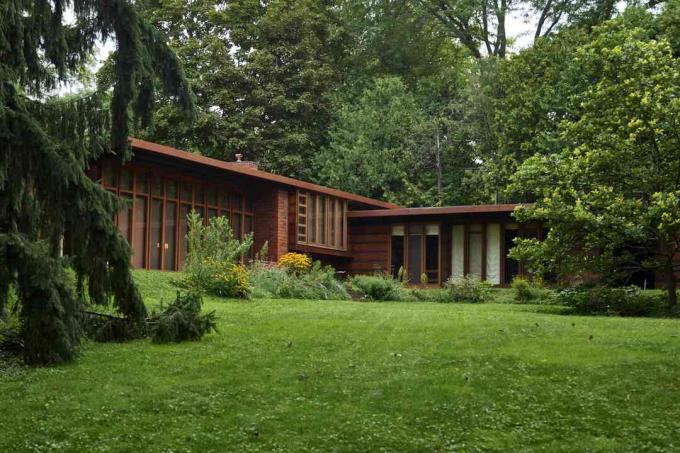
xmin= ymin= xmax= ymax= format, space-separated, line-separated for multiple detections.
xmin=0 ymin=0 xmax=195 ymax=364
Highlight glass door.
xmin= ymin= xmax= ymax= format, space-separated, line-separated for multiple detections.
xmin=391 ymin=224 xmax=440 ymax=284
xmin=164 ymin=201 xmax=177 ymax=270
xmin=150 ymin=199 xmax=163 ymax=270
xmin=407 ymin=225 xmax=424 ymax=284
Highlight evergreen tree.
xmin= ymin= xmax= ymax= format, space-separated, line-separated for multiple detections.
xmin=0 ymin=0 xmax=194 ymax=364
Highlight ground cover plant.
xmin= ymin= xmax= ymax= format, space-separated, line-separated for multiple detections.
xmin=349 ymin=274 xmax=406 ymax=301
xmin=512 ymin=277 xmax=555 ymax=304
xmin=2 ymin=270 xmax=680 ymax=451
xmin=249 ymin=259 xmax=348 ymax=301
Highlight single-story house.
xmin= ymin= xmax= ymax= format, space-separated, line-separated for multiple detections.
xmin=87 ymin=138 xmax=552 ymax=286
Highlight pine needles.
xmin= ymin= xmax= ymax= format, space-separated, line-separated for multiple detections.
xmin=148 ymin=292 xmax=217 ymax=344
xmin=0 ymin=0 xmax=195 ymax=364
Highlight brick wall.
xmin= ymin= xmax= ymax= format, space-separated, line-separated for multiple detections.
xmin=253 ymin=188 xmax=290 ymax=261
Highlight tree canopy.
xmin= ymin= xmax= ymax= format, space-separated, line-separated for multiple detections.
xmin=0 ymin=0 xmax=194 ymax=364
xmin=510 ymin=11 xmax=680 ymax=305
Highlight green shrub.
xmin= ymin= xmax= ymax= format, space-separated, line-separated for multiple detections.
xmin=350 ymin=274 xmax=405 ymax=301
xmin=180 ymin=211 xmax=253 ymax=298
xmin=0 ymin=287 xmax=22 ymax=355
xmin=206 ymin=261 xmax=250 ymax=298
xmin=557 ymin=285 xmax=664 ymax=317
xmin=442 ymin=276 xmax=492 ymax=303
xmin=511 ymin=277 xmax=554 ymax=304
xmin=249 ymin=261 xmax=348 ymax=300
xmin=148 ymin=291 xmax=217 ymax=343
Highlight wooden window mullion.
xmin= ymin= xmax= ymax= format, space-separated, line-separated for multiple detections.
xmin=481 ymin=223 xmax=487 ymax=281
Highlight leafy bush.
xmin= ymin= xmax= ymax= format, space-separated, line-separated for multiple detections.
xmin=557 ymin=285 xmax=664 ymax=317
xmin=148 ymin=291 xmax=217 ymax=343
xmin=442 ymin=276 xmax=492 ymax=303
xmin=511 ymin=276 xmax=554 ymax=304
xmin=278 ymin=252 xmax=312 ymax=274
xmin=180 ymin=211 xmax=253 ymax=297
xmin=0 ymin=291 xmax=22 ymax=355
xmin=350 ymin=274 xmax=405 ymax=301
xmin=249 ymin=261 xmax=348 ymax=300
xmin=206 ymin=260 xmax=250 ymax=298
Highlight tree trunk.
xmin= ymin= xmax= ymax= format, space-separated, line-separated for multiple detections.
xmin=665 ymin=264 xmax=677 ymax=307
xmin=659 ymin=240 xmax=677 ymax=307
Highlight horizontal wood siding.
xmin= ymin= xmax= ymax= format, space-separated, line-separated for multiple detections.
xmin=347 ymin=222 xmax=390 ymax=274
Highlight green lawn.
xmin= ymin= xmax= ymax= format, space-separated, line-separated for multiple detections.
xmin=2 ymin=271 xmax=680 ymax=452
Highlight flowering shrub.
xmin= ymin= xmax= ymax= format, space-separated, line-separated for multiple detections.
xmin=278 ymin=252 xmax=312 ymax=274
xmin=249 ymin=260 xmax=348 ymax=300
xmin=180 ymin=211 xmax=253 ymax=298
xmin=209 ymin=260 xmax=250 ymax=298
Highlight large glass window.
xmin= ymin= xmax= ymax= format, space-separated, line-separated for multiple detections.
xmin=451 ymin=223 xmax=505 ymax=285
xmin=468 ymin=224 xmax=483 ymax=278
xmin=133 ymin=197 xmax=147 ymax=268
xmin=425 ymin=225 xmax=440 ymax=283
xmin=297 ymin=191 xmax=348 ymax=250
xmin=101 ymin=161 xmax=253 ymax=271
xmin=391 ymin=224 xmax=440 ymax=285
xmin=150 ymin=199 xmax=163 ymax=269
xmin=390 ymin=226 xmax=405 ymax=279
xmin=408 ymin=225 xmax=423 ymax=284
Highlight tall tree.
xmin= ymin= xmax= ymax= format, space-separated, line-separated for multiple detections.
xmin=510 ymin=11 xmax=680 ymax=305
xmin=132 ymin=0 xmax=345 ymax=180
xmin=314 ymin=77 xmax=424 ymax=205
xmin=0 ymin=0 xmax=194 ymax=364
xmin=416 ymin=0 xmax=656 ymax=58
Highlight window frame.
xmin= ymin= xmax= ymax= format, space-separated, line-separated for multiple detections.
xmin=101 ymin=160 xmax=254 ymax=271
xmin=389 ymin=223 xmax=441 ymax=286
xmin=296 ymin=190 xmax=348 ymax=251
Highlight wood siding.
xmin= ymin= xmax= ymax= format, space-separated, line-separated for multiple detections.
xmin=347 ymin=223 xmax=390 ymax=274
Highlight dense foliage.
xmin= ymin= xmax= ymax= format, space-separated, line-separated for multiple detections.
xmin=180 ymin=212 xmax=253 ymax=298
xmin=278 ymin=252 xmax=313 ymax=274
xmin=556 ymin=285 xmax=666 ymax=317
xmin=510 ymin=11 xmax=680 ymax=306
xmin=443 ymin=276 xmax=492 ymax=303
xmin=0 ymin=0 xmax=194 ymax=364
xmin=123 ymin=0 xmax=678 ymax=209
xmin=349 ymin=274 xmax=406 ymax=301
xmin=249 ymin=260 xmax=349 ymax=301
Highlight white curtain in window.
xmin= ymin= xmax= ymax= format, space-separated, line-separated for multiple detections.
xmin=486 ymin=224 xmax=501 ymax=284
xmin=468 ymin=225 xmax=483 ymax=278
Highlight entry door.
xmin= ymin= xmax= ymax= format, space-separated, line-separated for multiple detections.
xmin=391 ymin=224 xmax=439 ymax=284
xmin=150 ymin=199 xmax=163 ymax=270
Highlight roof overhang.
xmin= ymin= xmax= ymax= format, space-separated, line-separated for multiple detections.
xmin=347 ymin=204 xmax=524 ymax=219
xmin=129 ymin=138 xmax=399 ymax=210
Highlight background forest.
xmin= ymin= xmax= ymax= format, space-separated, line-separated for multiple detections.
xmin=92 ymin=0 xmax=680 ymax=207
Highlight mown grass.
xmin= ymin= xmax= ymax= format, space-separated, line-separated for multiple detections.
xmin=2 ymin=270 xmax=680 ymax=452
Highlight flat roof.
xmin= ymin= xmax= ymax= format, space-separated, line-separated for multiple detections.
xmin=129 ymin=138 xmax=399 ymax=209
xmin=347 ymin=204 xmax=523 ymax=218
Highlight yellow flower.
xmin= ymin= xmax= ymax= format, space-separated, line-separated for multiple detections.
xmin=278 ymin=252 xmax=312 ymax=273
